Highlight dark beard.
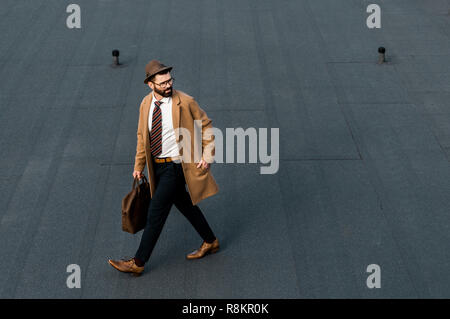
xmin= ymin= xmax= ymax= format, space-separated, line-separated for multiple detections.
xmin=154 ymin=86 xmax=173 ymax=97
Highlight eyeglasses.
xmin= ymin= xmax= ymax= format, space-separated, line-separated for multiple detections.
xmin=152 ymin=78 xmax=175 ymax=88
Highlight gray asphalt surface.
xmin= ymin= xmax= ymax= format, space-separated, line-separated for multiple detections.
xmin=0 ymin=0 xmax=449 ymax=298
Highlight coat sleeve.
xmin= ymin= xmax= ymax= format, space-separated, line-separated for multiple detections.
xmin=134 ymin=97 xmax=147 ymax=172
xmin=188 ymin=98 xmax=215 ymax=164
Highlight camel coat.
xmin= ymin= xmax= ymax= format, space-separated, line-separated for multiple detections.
xmin=133 ymin=89 xmax=219 ymax=205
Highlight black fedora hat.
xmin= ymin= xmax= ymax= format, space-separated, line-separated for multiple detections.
xmin=144 ymin=60 xmax=172 ymax=84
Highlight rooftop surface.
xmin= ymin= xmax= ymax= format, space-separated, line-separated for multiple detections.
xmin=0 ymin=0 xmax=449 ymax=298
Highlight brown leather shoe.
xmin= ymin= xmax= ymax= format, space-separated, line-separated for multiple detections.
xmin=186 ymin=239 xmax=220 ymax=260
xmin=108 ymin=258 xmax=144 ymax=276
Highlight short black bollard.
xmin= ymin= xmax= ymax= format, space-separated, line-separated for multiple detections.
xmin=112 ymin=50 xmax=120 ymax=66
xmin=378 ymin=47 xmax=386 ymax=64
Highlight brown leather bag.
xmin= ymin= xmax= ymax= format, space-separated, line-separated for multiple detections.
xmin=122 ymin=175 xmax=151 ymax=234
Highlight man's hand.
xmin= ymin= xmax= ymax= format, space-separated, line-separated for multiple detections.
xmin=133 ymin=170 xmax=144 ymax=179
xmin=196 ymin=159 xmax=210 ymax=170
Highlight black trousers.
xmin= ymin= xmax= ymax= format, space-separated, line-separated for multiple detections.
xmin=135 ymin=161 xmax=216 ymax=263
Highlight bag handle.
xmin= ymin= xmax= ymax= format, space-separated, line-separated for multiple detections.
xmin=132 ymin=175 xmax=148 ymax=190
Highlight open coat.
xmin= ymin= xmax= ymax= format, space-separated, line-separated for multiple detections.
xmin=133 ymin=89 xmax=219 ymax=205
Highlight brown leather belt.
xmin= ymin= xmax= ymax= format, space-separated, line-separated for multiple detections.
xmin=153 ymin=157 xmax=179 ymax=163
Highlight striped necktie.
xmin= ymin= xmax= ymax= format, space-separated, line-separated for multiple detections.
xmin=150 ymin=99 xmax=163 ymax=157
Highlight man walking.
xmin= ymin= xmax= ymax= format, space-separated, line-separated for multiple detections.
xmin=109 ymin=60 xmax=220 ymax=276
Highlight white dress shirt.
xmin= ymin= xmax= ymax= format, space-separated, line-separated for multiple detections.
xmin=148 ymin=93 xmax=180 ymax=158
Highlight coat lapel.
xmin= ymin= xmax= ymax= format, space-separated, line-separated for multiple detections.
xmin=171 ymin=89 xmax=182 ymax=142
xmin=143 ymin=93 xmax=151 ymax=150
